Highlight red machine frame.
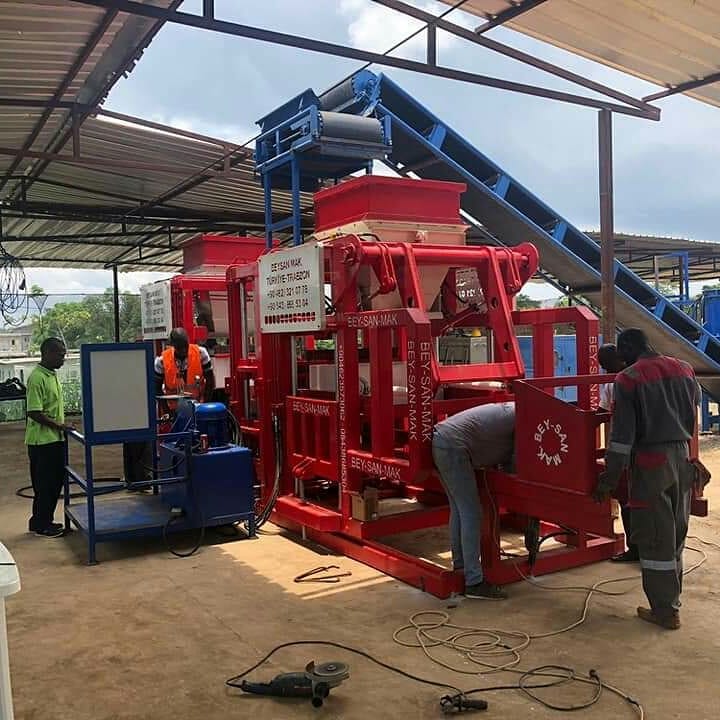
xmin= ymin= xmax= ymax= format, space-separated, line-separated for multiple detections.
xmin=225 ymin=177 xmax=707 ymax=598
xmin=170 ymin=275 xmax=228 ymax=346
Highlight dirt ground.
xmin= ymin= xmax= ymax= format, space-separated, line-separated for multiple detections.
xmin=1 ymin=422 xmax=719 ymax=720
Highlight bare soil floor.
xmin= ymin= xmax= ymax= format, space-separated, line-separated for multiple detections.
xmin=1 ymin=422 xmax=719 ymax=719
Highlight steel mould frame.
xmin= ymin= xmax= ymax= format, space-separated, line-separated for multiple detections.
xmin=225 ymin=235 xmax=640 ymax=597
xmin=170 ymin=275 xmax=229 ymax=346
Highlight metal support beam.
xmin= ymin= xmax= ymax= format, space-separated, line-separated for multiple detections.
xmin=72 ymin=105 xmax=81 ymax=160
xmin=13 ymin=255 xmax=182 ymax=269
xmin=112 ymin=265 xmax=121 ymax=342
xmin=599 ymin=109 xmax=615 ymax=342
xmin=369 ymin=0 xmax=658 ymax=117
xmin=1 ymin=231 xmax=174 ymax=246
xmin=68 ymin=0 xmax=659 ymax=119
xmin=0 ymin=98 xmax=97 ymax=111
xmin=475 ymin=0 xmax=548 ymax=33
xmin=1 ymin=200 xmax=270 ymax=226
xmin=97 ymin=108 xmax=247 ymax=150
xmin=0 ymin=146 xmax=204 ymax=175
xmin=643 ymin=71 xmax=720 ymax=102
xmin=0 ymin=9 xmax=118 ymax=195
xmin=653 ymin=255 xmax=660 ymax=290
xmin=202 ymin=0 xmax=214 ymax=19
xmin=104 ymin=242 xmax=181 ymax=269
xmin=427 ymin=22 xmax=437 ymax=67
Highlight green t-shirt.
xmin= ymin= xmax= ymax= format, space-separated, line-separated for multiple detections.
xmin=25 ymin=365 xmax=65 ymax=445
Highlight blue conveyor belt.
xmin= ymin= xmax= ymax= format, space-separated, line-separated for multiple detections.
xmin=320 ymin=71 xmax=720 ymax=398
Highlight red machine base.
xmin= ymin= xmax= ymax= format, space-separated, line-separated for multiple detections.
xmin=272 ymin=513 xmax=624 ymax=599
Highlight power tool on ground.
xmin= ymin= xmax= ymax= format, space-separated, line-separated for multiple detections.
xmin=239 ymin=660 xmax=350 ymax=707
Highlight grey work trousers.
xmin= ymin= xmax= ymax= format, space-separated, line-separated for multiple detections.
xmin=629 ymin=441 xmax=693 ymax=619
xmin=431 ymin=441 xmax=484 ymax=587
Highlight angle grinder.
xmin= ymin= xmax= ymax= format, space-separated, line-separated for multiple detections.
xmin=240 ymin=660 xmax=350 ymax=708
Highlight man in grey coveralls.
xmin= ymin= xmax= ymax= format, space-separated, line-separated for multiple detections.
xmin=593 ymin=328 xmax=703 ymax=630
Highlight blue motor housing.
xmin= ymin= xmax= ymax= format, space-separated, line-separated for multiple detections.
xmin=195 ymin=402 xmax=228 ymax=447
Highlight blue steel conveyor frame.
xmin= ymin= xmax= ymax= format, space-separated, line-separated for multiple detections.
xmin=319 ymin=70 xmax=720 ymax=400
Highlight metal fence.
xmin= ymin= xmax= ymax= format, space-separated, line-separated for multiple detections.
xmin=0 ymin=291 xmax=141 ymax=423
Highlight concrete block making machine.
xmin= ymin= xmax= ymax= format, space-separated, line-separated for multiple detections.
xmin=223 ymin=175 xmax=634 ymax=597
xmin=219 ymin=84 xmax=707 ymax=598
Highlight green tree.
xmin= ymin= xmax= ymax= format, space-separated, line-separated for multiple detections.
xmin=31 ymin=290 xmax=141 ymax=350
xmin=516 ymin=293 xmax=541 ymax=309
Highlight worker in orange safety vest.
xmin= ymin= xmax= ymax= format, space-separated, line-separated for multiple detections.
xmin=155 ymin=327 xmax=216 ymax=414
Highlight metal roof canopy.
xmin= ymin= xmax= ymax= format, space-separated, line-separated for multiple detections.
xmin=0 ymin=0 xmax=313 ymax=271
xmin=1 ymin=0 xmax=718 ymax=281
xmin=0 ymin=112 xmax=313 ymax=271
xmin=586 ymin=232 xmax=720 ymax=286
xmin=448 ymin=1 xmax=720 ymax=107
xmin=64 ymin=0 xmax=683 ymax=342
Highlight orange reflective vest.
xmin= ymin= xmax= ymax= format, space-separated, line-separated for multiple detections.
xmin=162 ymin=344 xmax=204 ymax=402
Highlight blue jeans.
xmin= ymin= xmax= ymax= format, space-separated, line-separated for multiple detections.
xmin=431 ymin=441 xmax=483 ymax=586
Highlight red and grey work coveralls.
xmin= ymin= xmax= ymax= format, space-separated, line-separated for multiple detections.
xmin=601 ymin=353 xmax=699 ymax=619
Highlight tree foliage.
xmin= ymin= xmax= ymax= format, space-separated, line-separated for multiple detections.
xmin=31 ymin=288 xmax=142 ymax=350
xmin=515 ymin=293 xmax=541 ymax=309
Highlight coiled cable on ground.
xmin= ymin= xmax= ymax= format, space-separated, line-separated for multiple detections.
xmin=392 ymin=545 xmax=708 ymax=715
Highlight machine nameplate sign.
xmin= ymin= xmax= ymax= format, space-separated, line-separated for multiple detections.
xmin=140 ymin=280 xmax=172 ymax=340
xmin=349 ymin=455 xmax=402 ymax=481
xmin=534 ymin=419 xmax=569 ymax=466
xmin=454 ymin=267 xmax=484 ymax=307
xmin=259 ymin=243 xmax=326 ymax=333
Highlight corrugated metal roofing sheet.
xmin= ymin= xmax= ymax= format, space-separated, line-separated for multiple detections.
xmin=585 ymin=231 xmax=720 ymax=283
xmin=0 ymin=0 xmax=312 ymax=272
xmin=446 ymin=0 xmax=720 ymax=107
xmin=0 ymin=0 xmax=180 ymax=192
xmin=1 ymin=114 xmax=313 ymax=271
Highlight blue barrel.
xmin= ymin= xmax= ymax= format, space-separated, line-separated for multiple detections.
xmin=195 ymin=402 xmax=228 ymax=447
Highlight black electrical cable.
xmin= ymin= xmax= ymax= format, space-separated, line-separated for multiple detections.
xmin=0 ymin=243 xmax=29 ymax=326
xmin=162 ymin=514 xmax=205 ymax=559
xmin=519 ymin=666 xmax=602 ymax=711
xmin=458 ymin=666 xmax=606 ymax=712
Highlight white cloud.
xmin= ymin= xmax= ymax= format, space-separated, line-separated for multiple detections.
xmin=24 ymin=268 xmax=172 ymax=297
xmin=151 ymin=115 xmax=258 ymax=145
xmin=338 ymin=0 xmax=476 ymax=59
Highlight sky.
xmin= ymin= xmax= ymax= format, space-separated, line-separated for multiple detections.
xmin=26 ymin=0 xmax=720 ymax=299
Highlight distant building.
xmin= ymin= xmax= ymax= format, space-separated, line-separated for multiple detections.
xmin=0 ymin=326 xmax=32 ymax=358
xmin=0 ymin=353 xmax=80 ymax=386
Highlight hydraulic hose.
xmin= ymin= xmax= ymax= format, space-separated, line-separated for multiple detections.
xmin=250 ymin=412 xmax=282 ymax=531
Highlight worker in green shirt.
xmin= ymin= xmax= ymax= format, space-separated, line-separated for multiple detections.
xmin=25 ymin=337 xmax=74 ymax=538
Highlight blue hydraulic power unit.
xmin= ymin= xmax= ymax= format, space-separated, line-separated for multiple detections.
xmin=65 ymin=343 xmax=257 ymax=564
xmin=159 ymin=400 xmax=256 ymax=533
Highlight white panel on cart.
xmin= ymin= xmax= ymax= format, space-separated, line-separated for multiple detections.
xmin=88 ymin=349 xmax=150 ymax=433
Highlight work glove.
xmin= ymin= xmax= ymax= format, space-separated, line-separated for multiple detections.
xmin=593 ymin=451 xmax=626 ymax=503
xmin=592 ymin=473 xmax=613 ymax=503
xmin=691 ymin=458 xmax=711 ymax=495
